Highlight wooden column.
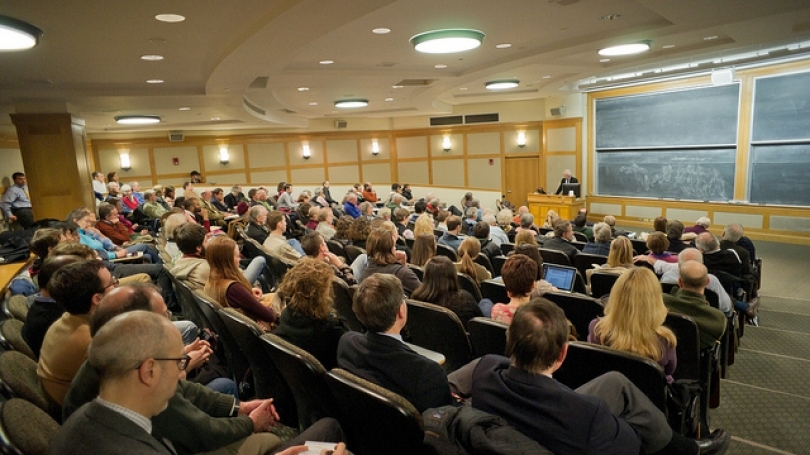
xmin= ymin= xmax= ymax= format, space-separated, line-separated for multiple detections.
xmin=10 ymin=114 xmax=94 ymax=221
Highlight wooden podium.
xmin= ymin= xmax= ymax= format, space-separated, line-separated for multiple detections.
xmin=527 ymin=194 xmax=584 ymax=222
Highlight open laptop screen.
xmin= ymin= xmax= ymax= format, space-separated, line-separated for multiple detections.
xmin=542 ymin=263 xmax=577 ymax=293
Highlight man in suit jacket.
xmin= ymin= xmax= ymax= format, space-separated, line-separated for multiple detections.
xmin=447 ymin=298 xmax=730 ymax=455
xmin=337 ymin=273 xmax=452 ymax=413
xmin=543 ymin=219 xmax=580 ymax=264
xmin=554 ymin=169 xmax=580 ymax=196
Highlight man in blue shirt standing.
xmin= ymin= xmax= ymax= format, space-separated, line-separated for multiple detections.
xmin=1 ymin=172 xmax=34 ymax=229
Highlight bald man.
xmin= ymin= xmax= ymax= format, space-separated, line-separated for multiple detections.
xmin=662 ymin=260 xmax=727 ymax=350
xmin=51 ymin=311 xmax=186 ymax=454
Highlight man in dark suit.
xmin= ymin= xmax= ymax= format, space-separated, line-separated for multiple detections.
xmin=543 ymin=219 xmax=580 ymax=264
xmin=554 ymin=169 xmax=580 ymax=196
xmin=447 ymin=298 xmax=730 ymax=455
xmin=337 ymin=273 xmax=452 ymax=412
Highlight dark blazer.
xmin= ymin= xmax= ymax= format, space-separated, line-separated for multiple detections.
xmin=273 ymin=307 xmax=349 ymax=370
xmin=471 ymin=355 xmax=640 ymax=455
xmin=543 ymin=236 xmax=580 ymax=264
xmin=51 ymin=400 xmax=176 ymax=455
xmin=555 ymin=176 xmax=580 ymax=196
xmin=337 ymin=331 xmax=452 ymax=412
xmin=245 ymin=222 xmax=270 ymax=245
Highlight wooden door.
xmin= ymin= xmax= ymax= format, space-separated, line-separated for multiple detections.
xmin=504 ymin=156 xmax=540 ymax=207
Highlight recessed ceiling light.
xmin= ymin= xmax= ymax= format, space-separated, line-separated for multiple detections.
xmin=140 ymin=54 xmax=164 ymax=61
xmin=485 ymin=79 xmax=520 ymax=90
xmin=601 ymin=14 xmax=621 ymax=20
xmin=178 ymin=107 xmax=190 ymax=111
xmin=662 ymin=44 xmax=675 ymax=49
xmin=319 ymin=59 xmax=334 ymax=65
xmin=309 ymin=102 xmax=318 ymax=106
xmin=155 ymin=13 xmax=185 ymax=23
xmin=704 ymin=35 xmax=718 ymax=41
xmin=298 ymin=87 xmax=309 ymax=91
xmin=384 ymin=97 xmax=394 ymax=102
xmin=146 ymin=79 xmax=164 ymax=84
xmin=372 ymin=28 xmax=391 ymax=35
xmin=410 ymin=29 xmax=485 ymax=54
xmin=114 ymin=115 xmax=161 ymax=125
xmin=211 ymin=117 xmax=221 ymax=121
xmin=0 ymin=15 xmax=43 ymax=51
xmin=392 ymin=85 xmax=403 ymax=89
xmin=434 ymin=64 xmax=447 ymax=69
xmin=496 ymin=43 xmax=512 ymax=49
xmin=598 ymin=42 xmax=650 ymax=56
xmin=599 ymin=58 xmax=611 ymax=62
xmin=542 ymin=75 xmax=552 ymax=79
xmin=334 ymin=99 xmax=368 ymax=108
xmin=459 ymin=87 xmax=468 ymax=91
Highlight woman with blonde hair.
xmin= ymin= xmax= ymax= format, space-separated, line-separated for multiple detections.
xmin=543 ymin=209 xmax=560 ymax=229
xmin=204 ymin=236 xmax=277 ymax=330
xmin=455 ymin=237 xmax=491 ymax=284
xmin=272 ymin=258 xmax=348 ymax=369
xmin=413 ymin=213 xmax=435 ymax=237
xmin=513 ymin=230 xmax=538 ymax=249
xmin=496 ymin=209 xmax=514 ymax=234
xmin=587 ymin=235 xmax=635 ymax=286
xmin=410 ymin=234 xmax=436 ymax=267
xmin=588 ymin=267 xmax=677 ymax=382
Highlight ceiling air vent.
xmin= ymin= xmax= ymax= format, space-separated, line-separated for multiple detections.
xmin=394 ymin=79 xmax=437 ymax=87
xmin=464 ymin=113 xmax=499 ymax=124
xmin=430 ymin=115 xmax=463 ymax=126
xmin=168 ymin=131 xmax=184 ymax=142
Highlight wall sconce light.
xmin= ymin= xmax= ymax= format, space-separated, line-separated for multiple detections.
xmin=302 ymin=143 xmax=311 ymax=159
xmin=219 ymin=146 xmax=230 ymax=164
xmin=120 ymin=153 xmax=131 ymax=171
xmin=442 ymin=136 xmax=452 ymax=152
xmin=372 ymin=140 xmax=380 ymax=155
xmin=517 ymin=132 xmax=526 ymax=148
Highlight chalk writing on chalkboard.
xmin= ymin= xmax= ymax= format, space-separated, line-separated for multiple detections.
xmin=597 ymin=150 xmax=735 ymax=201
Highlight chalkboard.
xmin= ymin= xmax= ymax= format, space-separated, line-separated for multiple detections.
xmin=595 ymin=85 xmax=740 ymax=149
xmin=752 ymin=71 xmax=810 ymax=142
xmin=597 ymin=149 xmax=735 ymax=201
xmin=749 ymin=144 xmax=810 ymax=206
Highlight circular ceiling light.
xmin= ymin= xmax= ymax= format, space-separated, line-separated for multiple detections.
xmin=141 ymin=54 xmax=164 ymax=61
xmin=114 ymin=115 xmax=161 ymax=125
xmin=0 ymin=15 xmax=43 ymax=51
xmin=146 ymin=79 xmax=164 ymax=84
xmin=319 ymin=59 xmax=334 ymax=65
xmin=410 ymin=29 xmax=485 ymax=54
xmin=372 ymin=28 xmax=391 ymax=35
xmin=598 ymin=42 xmax=650 ymax=56
xmin=334 ymin=99 xmax=368 ymax=108
xmin=155 ymin=13 xmax=185 ymax=23
xmin=384 ymin=97 xmax=393 ymax=102
xmin=485 ymin=79 xmax=520 ymax=90
xmin=178 ymin=107 xmax=190 ymax=111
xmin=309 ymin=102 xmax=318 ymax=106
xmin=495 ymin=43 xmax=511 ymax=49
xmin=434 ymin=64 xmax=447 ymax=69
xmin=298 ymin=87 xmax=309 ymax=91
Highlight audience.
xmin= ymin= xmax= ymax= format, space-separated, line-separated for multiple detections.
xmin=572 ymin=212 xmax=593 ymax=241
xmin=348 ymin=217 xmax=372 ymax=250
xmin=473 ymin=221 xmax=502 ymax=262
xmin=647 ymin=231 xmax=678 ymax=263
xmin=262 ymin=211 xmax=303 ymax=261
xmin=410 ymin=234 xmax=437 ymax=267
xmin=300 ymin=231 xmax=356 ymax=286
xmin=490 ymin=254 xmax=538 ymax=323
xmin=582 ymin=222 xmax=612 ymax=256
xmin=662 ymin=260 xmax=727 ymax=350
xmin=543 ymin=219 xmax=579 ymax=264
xmin=245 ymin=206 xmax=270 ymax=244
xmin=411 ymin=256 xmax=482 ymax=329
xmin=358 ymin=229 xmax=421 ymax=296
xmin=438 ymin=215 xmax=464 ymax=252
xmin=455 ymin=237 xmax=491 ymax=284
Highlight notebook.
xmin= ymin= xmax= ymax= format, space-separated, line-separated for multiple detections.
xmin=542 ymin=263 xmax=577 ymax=293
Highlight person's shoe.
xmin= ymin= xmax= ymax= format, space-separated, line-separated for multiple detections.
xmin=745 ymin=296 xmax=760 ymax=320
xmin=697 ymin=429 xmax=731 ymax=455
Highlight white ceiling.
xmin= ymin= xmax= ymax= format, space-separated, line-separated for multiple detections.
xmin=1 ymin=0 xmax=809 ymax=136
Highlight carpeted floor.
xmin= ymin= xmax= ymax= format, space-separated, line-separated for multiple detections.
xmin=711 ymin=240 xmax=810 ymax=455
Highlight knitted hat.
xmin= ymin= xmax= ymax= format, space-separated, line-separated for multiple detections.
xmin=237 ymin=201 xmax=249 ymax=215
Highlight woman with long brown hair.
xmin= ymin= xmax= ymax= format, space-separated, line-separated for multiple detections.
xmin=358 ymin=229 xmax=421 ymax=295
xmin=411 ymin=256 xmax=482 ymax=329
xmin=410 ymin=234 xmax=436 ymax=267
xmin=454 ymin=237 xmax=491 ymax=284
xmin=204 ymin=236 xmax=277 ymax=330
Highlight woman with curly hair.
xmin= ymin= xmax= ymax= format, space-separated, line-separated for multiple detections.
xmin=332 ymin=215 xmax=354 ymax=245
xmin=272 ymin=258 xmax=349 ymax=369
xmin=348 ymin=217 xmax=371 ymax=250
xmin=588 ymin=267 xmax=677 ymax=383
xmin=454 ymin=237 xmax=491 ymax=284
xmin=411 ymin=256 xmax=482 ymax=329
xmin=412 ymin=213 xmax=435 ymax=238
xmin=204 ymin=236 xmax=277 ymax=330
xmin=410 ymin=234 xmax=436 ymax=267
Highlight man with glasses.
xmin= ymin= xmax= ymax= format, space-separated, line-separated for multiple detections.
xmin=38 ymin=260 xmax=117 ymax=407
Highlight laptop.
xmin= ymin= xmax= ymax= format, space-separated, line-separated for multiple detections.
xmin=542 ymin=263 xmax=577 ymax=293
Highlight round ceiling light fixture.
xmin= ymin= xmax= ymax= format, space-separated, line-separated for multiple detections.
xmin=0 ymin=15 xmax=43 ymax=51
xmin=485 ymin=79 xmax=520 ymax=90
xmin=334 ymin=99 xmax=368 ymax=109
xmin=598 ymin=41 xmax=650 ymax=57
xmin=155 ymin=13 xmax=185 ymax=23
xmin=410 ymin=29 xmax=485 ymax=54
xmin=114 ymin=115 xmax=161 ymax=125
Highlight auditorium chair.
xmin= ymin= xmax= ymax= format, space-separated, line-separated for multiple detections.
xmin=332 ymin=278 xmax=364 ymax=332
xmin=467 ymin=317 xmax=508 ymax=358
xmin=542 ymin=291 xmax=604 ymax=342
xmin=405 ymin=300 xmax=472 ymax=373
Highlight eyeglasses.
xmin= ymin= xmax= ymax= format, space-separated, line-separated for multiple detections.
xmin=97 ymin=277 xmax=119 ymax=294
xmin=145 ymin=354 xmax=191 ymax=371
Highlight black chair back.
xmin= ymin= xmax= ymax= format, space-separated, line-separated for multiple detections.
xmin=630 ymin=239 xmax=648 ymax=255
xmin=327 ymin=239 xmax=347 ymax=260
xmin=405 ymin=300 xmax=473 ymax=373
xmin=405 ymin=237 xmax=415 ymax=249
xmin=491 ymin=255 xmax=507 ymax=277
xmin=539 ymin=248 xmax=571 ymax=266
xmin=555 ymin=342 xmax=668 ymax=413
xmin=457 ymin=273 xmax=483 ymax=301
xmin=468 ymin=317 xmax=508 ymax=358
xmin=331 ymin=278 xmax=365 ymax=332
xmin=325 ymin=369 xmax=426 ymax=455
xmin=571 ymin=241 xmax=586 ymax=251
xmin=480 ymin=279 xmax=508 ymax=304
xmin=435 ymin=243 xmax=458 ymax=261
xmin=542 ymin=291 xmax=604 ymax=341
xmin=344 ymin=245 xmax=366 ymax=264
xmin=407 ymin=264 xmax=424 ymax=281
xmin=499 ymin=242 xmax=515 ymax=255
xmin=167 ymin=270 xmax=207 ymax=330
xmin=475 ymin=253 xmax=494 ymax=274
xmin=574 ymin=253 xmax=607 ymax=278
xmin=589 ymin=272 xmax=620 ymax=299
xmin=572 ymin=232 xmax=588 ymax=242
xmin=260 ymin=333 xmax=337 ymax=430
xmin=191 ymin=292 xmax=246 ymax=391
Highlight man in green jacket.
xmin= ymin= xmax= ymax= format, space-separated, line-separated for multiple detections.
xmin=662 ymin=260 xmax=727 ymax=350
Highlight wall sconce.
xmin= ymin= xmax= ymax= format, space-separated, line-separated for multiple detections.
xmin=219 ymin=146 xmax=230 ymax=164
xmin=120 ymin=153 xmax=131 ymax=171
xmin=442 ymin=136 xmax=452 ymax=152
xmin=302 ymin=143 xmax=311 ymax=159
xmin=372 ymin=140 xmax=380 ymax=155
xmin=517 ymin=132 xmax=526 ymax=148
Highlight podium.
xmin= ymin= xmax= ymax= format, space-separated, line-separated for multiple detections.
xmin=527 ymin=194 xmax=584 ymax=222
